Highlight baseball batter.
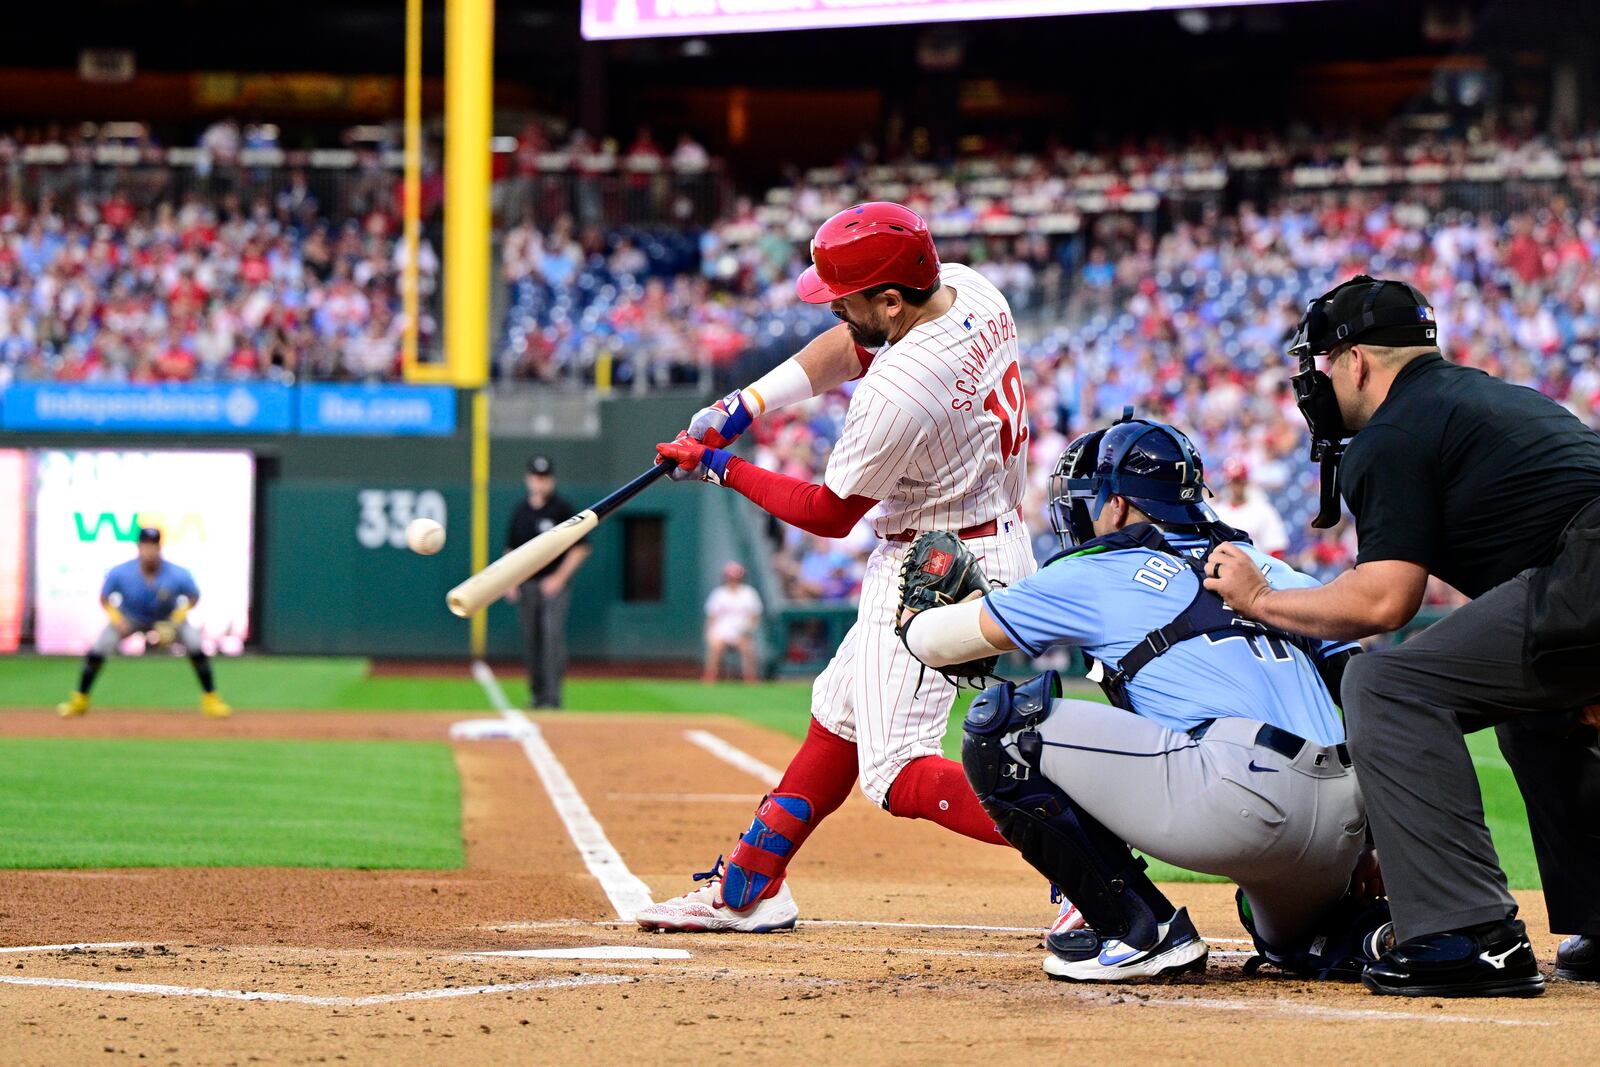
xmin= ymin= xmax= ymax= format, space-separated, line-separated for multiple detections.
xmin=901 ymin=415 xmax=1388 ymax=981
xmin=57 ymin=527 xmax=231 ymax=719
xmin=639 ymin=202 xmax=1036 ymax=932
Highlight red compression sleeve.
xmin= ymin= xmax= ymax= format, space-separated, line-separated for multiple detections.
xmin=852 ymin=342 xmax=876 ymax=379
xmin=722 ymin=456 xmax=877 ymax=539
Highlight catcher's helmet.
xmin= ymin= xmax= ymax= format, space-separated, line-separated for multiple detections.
xmin=1049 ymin=410 xmax=1216 ymax=547
xmin=795 ymin=202 xmax=941 ymax=304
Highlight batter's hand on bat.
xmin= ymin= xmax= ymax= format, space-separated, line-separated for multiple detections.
xmin=687 ymin=390 xmax=755 ymax=449
xmin=1203 ymin=541 xmax=1270 ymax=617
xmin=655 ymin=432 xmax=732 ymax=485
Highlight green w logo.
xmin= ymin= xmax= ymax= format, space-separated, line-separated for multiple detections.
xmin=73 ymin=513 xmax=142 ymax=542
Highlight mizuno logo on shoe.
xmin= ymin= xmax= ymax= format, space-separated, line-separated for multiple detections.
xmin=1247 ymin=761 xmax=1279 ymax=773
xmin=1480 ymin=945 xmax=1521 ymax=970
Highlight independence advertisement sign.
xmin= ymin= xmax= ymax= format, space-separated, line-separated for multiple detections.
xmin=0 ymin=382 xmax=454 ymax=436
xmin=1 ymin=382 xmax=293 ymax=433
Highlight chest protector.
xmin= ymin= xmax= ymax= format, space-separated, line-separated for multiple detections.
xmin=1045 ymin=523 xmax=1319 ymax=711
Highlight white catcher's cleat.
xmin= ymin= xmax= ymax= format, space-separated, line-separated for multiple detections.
xmin=1043 ymin=906 xmax=1209 ymax=982
xmin=636 ymin=866 xmax=798 ymax=933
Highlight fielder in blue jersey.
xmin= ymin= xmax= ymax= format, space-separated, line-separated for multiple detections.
xmin=58 ymin=527 xmax=231 ymax=719
xmin=902 ymin=413 xmax=1388 ymax=983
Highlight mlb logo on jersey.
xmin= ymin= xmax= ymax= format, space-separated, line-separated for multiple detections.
xmin=922 ymin=549 xmax=954 ymax=577
xmin=962 ymin=315 xmax=973 ymax=330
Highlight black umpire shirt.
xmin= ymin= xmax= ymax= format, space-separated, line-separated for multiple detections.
xmin=1339 ymin=352 xmax=1600 ymax=598
xmin=506 ymin=494 xmax=582 ymax=582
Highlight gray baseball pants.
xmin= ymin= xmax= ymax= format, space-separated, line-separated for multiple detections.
xmin=517 ymin=580 xmax=571 ymax=709
xmin=1342 ymin=566 xmax=1600 ymax=943
xmin=1003 ymin=698 xmax=1368 ymax=947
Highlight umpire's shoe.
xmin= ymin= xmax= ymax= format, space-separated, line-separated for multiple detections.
xmin=1556 ymin=934 xmax=1600 ymax=981
xmin=1363 ymin=918 xmax=1544 ymax=998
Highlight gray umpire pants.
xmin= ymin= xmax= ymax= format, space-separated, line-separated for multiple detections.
xmin=1342 ymin=557 xmax=1600 ymax=943
xmin=517 ymin=580 xmax=571 ymax=708
xmin=1010 ymin=699 xmax=1367 ymax=948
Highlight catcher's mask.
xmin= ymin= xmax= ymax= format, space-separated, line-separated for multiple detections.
xmin=1289 ymin=274 xmax=1437 ymax=528
xmin=1049 ymin=408 xmax=1216 ymax=548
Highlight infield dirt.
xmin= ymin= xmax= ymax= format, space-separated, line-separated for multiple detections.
xmin=0 ymin=710 xmax=1592 ymax=1066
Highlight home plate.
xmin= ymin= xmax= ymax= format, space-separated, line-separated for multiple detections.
xmin=450 ymin=718 xmax=528 ymax=741
xmin=466 ymin=946 xmax=692 ymax=960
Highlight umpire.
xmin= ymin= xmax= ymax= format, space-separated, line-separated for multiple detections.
xmin=504 ymin=455 xmax=590 ymax=709
xmin=1205 ymin=275 xmax=1600 ymax=998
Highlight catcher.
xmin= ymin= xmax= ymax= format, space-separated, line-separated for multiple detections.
xmin=57 ymin=527 xmax=231 ymax=719
xmin=898 ymin=414 xmax=1388 ymax=982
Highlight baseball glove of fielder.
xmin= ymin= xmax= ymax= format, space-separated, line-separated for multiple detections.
xmin=895 ymin=530 xmax=999 ymax=688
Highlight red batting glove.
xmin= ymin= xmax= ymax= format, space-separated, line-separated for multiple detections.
xmin=655 ymin=431 xmax=732 ymax=484
xmin=656 ymin=431 xmax=708 ymax=482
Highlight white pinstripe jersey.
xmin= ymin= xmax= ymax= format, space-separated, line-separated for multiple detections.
xmin=823 ymin=263 xmax=1030 ymax=537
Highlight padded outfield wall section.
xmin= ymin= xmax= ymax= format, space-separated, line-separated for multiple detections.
xmin=0 ymin=392 xmax=737 ymax=661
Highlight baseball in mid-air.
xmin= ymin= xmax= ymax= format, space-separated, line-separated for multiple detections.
xmin=406 ymin=517 xmax=446 ymax=555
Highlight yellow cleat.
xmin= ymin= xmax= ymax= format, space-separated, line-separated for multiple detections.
xmin=57 ymin=692 xmax=90 ymax=718
xmin=200 ymin=692 xmax=232 ymax=719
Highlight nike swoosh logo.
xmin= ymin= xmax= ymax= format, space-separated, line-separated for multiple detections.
xmin=1247 ymin=761 xmax=1279 ymax=773
xmin=1098 ymin=946 xmax=1141 ymax=966
xmin=1480 ymin=945 xmax=1520 ymax=970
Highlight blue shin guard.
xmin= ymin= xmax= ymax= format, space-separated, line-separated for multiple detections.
xmin=720 ymin=794 xmax=814 ymax=910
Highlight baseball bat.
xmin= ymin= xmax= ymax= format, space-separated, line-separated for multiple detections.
xmin=446 ymin=460 xmax=674 ymax=618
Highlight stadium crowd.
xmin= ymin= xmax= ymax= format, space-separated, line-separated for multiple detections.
xmin=0 ymin=186 xmax=435 ymax=383
xmin=8 ymin=124 xmax=1600 ymax=606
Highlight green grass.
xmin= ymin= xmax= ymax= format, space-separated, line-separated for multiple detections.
xmin=0 ymin=738 xmax=463 ymax=868
xmin=2 ymin=654 xmax=490 ymax=711
xmin=0 ymin=655 xmax=1542 ymax=886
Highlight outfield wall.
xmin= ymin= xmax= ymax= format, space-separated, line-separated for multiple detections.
xmin=1 ymin=392 xmax=746 ymax=661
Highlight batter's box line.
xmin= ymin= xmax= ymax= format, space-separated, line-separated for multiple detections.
xmin=0 ymin=972 xmax=631 ymax=1006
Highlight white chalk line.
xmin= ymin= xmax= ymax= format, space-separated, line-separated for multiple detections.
xmin=469 ymin=659 xmax=515 ymax=715
xmin=471 ymin=660 xmax=655 ymax=923
xmin=683 ymin=729 xmax=782 ymax=786
xmin=465 ymin=946 xmax=691 ymax=961
xmin=0 ymin=972 xmax=629 ymax=1006
xmin=0 ymin=942 xmax=148 ymax=954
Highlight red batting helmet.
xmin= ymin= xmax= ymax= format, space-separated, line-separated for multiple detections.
xmin=795 ymin=202 xmax=941 ymax=304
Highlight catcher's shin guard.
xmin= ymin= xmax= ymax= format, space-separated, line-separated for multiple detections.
xmin=962 ymin=673 xmax=1172 ymax=945
xmin=721 ymin=793 xmax=814 ymax=910
xmin=1236 ymin=888 xmax=1394 ymax=981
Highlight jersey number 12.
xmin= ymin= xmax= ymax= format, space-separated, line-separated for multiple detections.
xmin=983 ymin=362 xmax=1029 ymax=462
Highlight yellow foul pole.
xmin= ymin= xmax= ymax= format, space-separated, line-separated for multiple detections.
xmin=400 ymin=0 xmax=424 ymax=379
xmin=444 ymin=0 xmax=493 ymax=655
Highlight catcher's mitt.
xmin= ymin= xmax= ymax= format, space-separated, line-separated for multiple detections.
xmin=895 ymin=530 xmax=999 ymax=688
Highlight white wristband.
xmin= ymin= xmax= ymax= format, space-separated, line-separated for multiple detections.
xmin=743 ymin=358 xmax=815 ymax=417
xmin=903 ymin=599 xmax=1007 ymax=668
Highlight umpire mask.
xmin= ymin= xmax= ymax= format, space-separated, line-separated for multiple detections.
xmin=1288 ymin=275 xmax=1437 ymax=528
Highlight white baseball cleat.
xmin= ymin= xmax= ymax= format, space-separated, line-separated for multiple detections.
xmin=1043 ymin=906 xmax=1209 ymax=982
xmin=636 ymin=877 xmax=798 ymax=933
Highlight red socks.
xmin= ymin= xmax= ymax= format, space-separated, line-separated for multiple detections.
xmin=885 ymin=755 xmax=1009 ymax=846
xmin=774 ymin=717 xmax=860 ymax=823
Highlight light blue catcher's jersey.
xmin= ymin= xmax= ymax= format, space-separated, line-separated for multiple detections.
xmin=102 ymin=559 xmax=200 ymax=627
xmin=983 ymin=532 xmax=1355 ymax=745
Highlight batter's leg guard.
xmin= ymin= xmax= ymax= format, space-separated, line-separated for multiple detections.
xmin=721 ymin=793 xmax=815 ymax=910
xmin=962 ymin=672 xmax=1174 ymax=947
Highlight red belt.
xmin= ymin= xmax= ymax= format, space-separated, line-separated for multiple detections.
xmin=885 ymin=518 xmax=998 ymax=544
